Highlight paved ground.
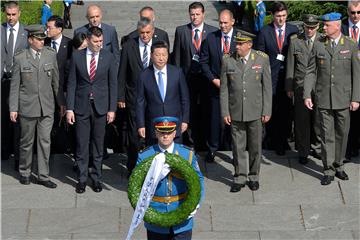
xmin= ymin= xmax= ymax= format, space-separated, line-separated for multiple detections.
xmin=2 ymin=1 xmax=360 ymax=239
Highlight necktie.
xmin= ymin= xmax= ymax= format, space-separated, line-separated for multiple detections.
xmin=352 ymin=25 xmax=358 ymax=41
xmin=331 ymin=40 xmax=336 ymax=49
xmin=35 ymin=51 xmax=40 ymax=63
xmin=158 ymin=71 xmax=165 ymax=101
xmin=6 ymin=27 xmax=14 ymax=70
xmin=278 ymin=29 xmax=283 ymax=40
xmin=224 ymin=35 xmax=229 ymax=53
xmin=52 ymin=40 xmax=57 ymax=52
xmin=194 ymin=29 xmax=199 ymax=42
xmin=241 ymin=58 xmax=246 ymax=65
xmin=89 ymin=53 xmax=96 ymax=81
xmin=143 ymin=44 xmax=148 ymax=68
xmin=306 ymin=39 xmax=313 ymax=50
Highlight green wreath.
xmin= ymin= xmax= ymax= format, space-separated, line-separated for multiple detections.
xmin=128 ymin=152 xmax=201 ymax=227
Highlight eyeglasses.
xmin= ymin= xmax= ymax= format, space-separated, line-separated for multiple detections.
xmin=350 ymin=11 xmax=360 ymax=15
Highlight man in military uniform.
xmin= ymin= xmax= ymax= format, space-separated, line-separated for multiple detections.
xmin=304 ymin=13 xmax=360 ymax=185
xmin=9 ymin=25 xmax=59 ymax=188
xmin=220 ymin=31 xmax=272 ymax=192
xmin=285 ymin=14 xmax=322 ymax=164
xmin=136 ymin=116 xmax=204 ymax=240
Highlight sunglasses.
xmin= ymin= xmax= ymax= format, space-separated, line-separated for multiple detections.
xmin=350 ymin=11 xmax=360 ymax=15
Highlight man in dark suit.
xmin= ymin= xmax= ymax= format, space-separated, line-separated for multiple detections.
xmin=74 ymin=4 xmax=120 ymax=62
xmin=200 ymin=9 xmax=237 ymax=162
xmin=121 ymin=6 xmax=169 ymax=47
xmin=137 ymin=41 xmax=190 ymax=145
xmin=1 ymin=1 xmax=28 ymax=165
xmin=66 ymin=27 xmax=117 ymax=194
xmin=255 ymin=1 xmax=298 ymax=155
xmin=341 ymin=0 xmax=360 ymax=161
xmin=172 ymin=2 xmax=217 ymax=150
xmin=118 ymin=17 xmax=165 ymax=175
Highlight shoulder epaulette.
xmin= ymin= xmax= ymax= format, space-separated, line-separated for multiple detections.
xmin=290 ymin=33 xmax=298 ymax=40
xmin=255 ymin=50 xmax=268 ymax=58
xmin=180 ymin=144 xmax=194 ymax=151
xmin=14 ymin=49 xmax=26 ymax=56
xmin=344 ymin=35 xmax=356 ymax=44
xmin=223 ymin=53 xmax=230 ymax=60
xmin=44 ymin=46 xmax=56 ymax=52
xmin=139 ymin=146 xmax=151 ymax=153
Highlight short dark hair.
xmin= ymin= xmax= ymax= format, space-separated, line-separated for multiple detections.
xmin=4 ymin=1 xmax=19 ymax=11
xmin=271 ymin=1 xmax=288 ymax=14
xmin=139 ymin=6 xmax=154 ymax=14
xmin=47 ymin=15 xmax=64 ymax=30
xmin=189 ymin=2 xmax=204 ymax=13
xmin=151 ymin=40 xmax=169 ymax=53
xmin=87 ymin=26 xmax=103 ymax=38
xmin=72 ymin=32 xmax=87 ymax=49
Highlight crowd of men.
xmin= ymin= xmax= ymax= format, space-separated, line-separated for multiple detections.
xmin=2 ymin=0 xmax=360 ymax=196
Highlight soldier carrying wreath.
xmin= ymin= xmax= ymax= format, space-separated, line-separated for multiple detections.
xmin=127 ymin=116 xmax=204 ymax=240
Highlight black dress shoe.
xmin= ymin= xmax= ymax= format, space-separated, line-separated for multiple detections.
xmin=19 ymin=176 xmax=30 ymax=185
xmin=205 ymin=152 xmax=215 ymax=163
xmin=37 ymin=180 xmax=57 ymax=188
xmin=230 ymin=183 xmax=245 ymax=192
xmin=92 ymin=181 xmax=103 ymax=193
xmin=248 ymin=181 xmax=259 ymax=191
xmin=321 ymin=175 xmax=334 ymax=185
xmin=298 ymin=156 xmax=309 ymax=165
xmin=335 ymin=171 xmax=349 ymax=180
xmin=311 ymin=151 xmax=321 ymax=160
xmin=76 ymin=182 xmax=86 ymax=194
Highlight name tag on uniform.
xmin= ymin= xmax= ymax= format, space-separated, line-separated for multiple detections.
xmin=192 ymin=54 xmax=200 ymax=62
xmin=276 ymin=54 xmax=285 ymax=61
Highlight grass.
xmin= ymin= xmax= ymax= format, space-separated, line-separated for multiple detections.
xmin=1 ymin=0 xmax=64 ymax=25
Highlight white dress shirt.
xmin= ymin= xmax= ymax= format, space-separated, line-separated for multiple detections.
xmin=86 ymin=48 xmax=99 ymax=76
xmin=139 ymin=38 xmax=152 ymax=66
xmin=6 ymin=21 xmax=19 ymax=53
xmin=51 ymin=34 xmax=63 ymax=53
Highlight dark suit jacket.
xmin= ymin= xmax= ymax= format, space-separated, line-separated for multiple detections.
xmin=123 ymin=27 xmax=170 ymax=47
xmin=200 ymin=29 xmax=237 ymax=96
xmin=255 ymin=22 xmax=298 ymax=94
xmin=1 ymin=22 xmax=28 ymax=75
xmin=74 ymin=23 xmax=120 ymax=62
xmin=66 ymin=48 xmax=117 ymax=115
xmin=136 ymin=64 xmax=190 ymax=139
xmin=45 ymin=35 xmax=73 ymax=106
xmin=172 ymin=23 xmax=217 ymax=76
xmin=341 ymin=18 xmax=360 ymax=48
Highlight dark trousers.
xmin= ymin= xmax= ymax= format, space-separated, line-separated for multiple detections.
xmin=346 ymin=109 xmax=360 ymax=156
xmin=207 ymin=96 xmax=231 ymax=153
xmin=75 ymin=100 xmax=106 ymax=183
xmin=1 ymin=78 xmax=20 ymax=167
xmin=263 ymin=91 xmax=292 ymax=151
xmin=147 ymin=229 xmax=192 ymax=240
xmin=126 ymin=107 xmax=143 ymax=174
xmin=63 ymin=3 xmax=72 ymax=28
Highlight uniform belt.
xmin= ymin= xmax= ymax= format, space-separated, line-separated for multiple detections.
xmin=152 ymin=193 xmax=187 ymax=203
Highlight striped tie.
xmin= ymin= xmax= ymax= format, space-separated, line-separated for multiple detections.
xmin=143 ymin=44 xmax=148 ymax=68
xmin=90 ymin=53 xmax=96 ymax=81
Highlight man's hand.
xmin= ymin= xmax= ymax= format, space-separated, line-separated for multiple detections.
xmin=117 ymin=101 xmax=126 ymax=108
xmin=107 ymin=111 xmax=115 ymax=123
xmin=138 ymin=128 xmax=145 ymax=138
xmin=350 ymin=102 xmax=359 ymax=111
xmin=223 ymin=116 xmax=231 ymax=125
xmin=304 ymin=98 xmax=313 ymax=110
xmin=212 ymin=78 xmax=221 ymax=88
xmin=10 ymin=112 xmax=18 ymax=123
xmin=286 ymin=91 xmax=294 ymax=98
xmin=181 ymin=122 xmax=188 ymax=133
xmin=66 ymin=111 xmax=75 ymax=125
xmin=262 ymin=115 xmax=271 ymax=123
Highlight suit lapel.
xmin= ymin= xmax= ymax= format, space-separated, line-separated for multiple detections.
xmin=14 ymin=24 xmax=25 ymax=52
xmin=243 ymin=50 xmax=255 ymax=73
xmin=80 ymin=49 xmax=90 ymax=82
xmin=186 ymin=24 xmax=196 ymax=55
xmin=164 ymin=65 xmax=173 ymax=101
xmin=27 ymin=49 xmax=39 ymax=69
xmin=324 ymin=37 xmax=334 ymax=56
xmin=93 ymin=50 xmax=103 ymax=82
xmin=134 ymin=38 xmax=144 ymax=68
xmin=230 ymin=30 xmax=237 ymax=53
xmin=216 ymin=31 xmax=223 ymax=59
xmin=270 ymin=23 xmax=278 ymax=52
xmin=149 ymin=65 xmax=163 ymax=100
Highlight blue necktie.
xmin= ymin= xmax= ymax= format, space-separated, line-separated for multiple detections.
xmin=158 ymin=71 xmax=165 ymax=101
xmin=194 ymin=29 xmax=199 ymax=42
xmin=278 ymin=29 xmax=283 ymax=40
xmin=52 ymin=40 xmax=57 ymax=52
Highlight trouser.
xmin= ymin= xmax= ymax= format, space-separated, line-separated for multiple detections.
xmin=126 ymin=107 xmax=143 ymax=174
xmin=19 ymin=114 xmax=54 ymax=181
xmin=63 ymin=3 xmax=72 ymax=28
xmin=346 ymin=109 xmax=360 ymax=156
xmin=294 ymin=88 xmax=321 ymax=157
xmin=318 ymin=108 xmax=350 ymax=176
xmin=231 ymin=119 xmax=262 ymax=184
xmin=147 ymin=229 xmax=192 ymax=240
xmin=75 ymin=101 xmax=106 ymax=183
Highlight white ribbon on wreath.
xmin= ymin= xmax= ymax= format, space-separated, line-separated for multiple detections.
xmin=126 ymin=153 xmax=170 ymax=240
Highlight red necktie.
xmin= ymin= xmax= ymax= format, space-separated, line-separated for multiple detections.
xmin=90 ymin=53 xmax=96 ymax=81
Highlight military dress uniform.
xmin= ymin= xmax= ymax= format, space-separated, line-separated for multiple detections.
xmin=220 ymin=32 xmax=272 ymax=191
xmin=304 ymin=13 xmax=360 ymax=184
xmin=285 ymin=14 xmax=322 ymax=163
xmin=136 ymin=117 xmax=204 ymax=240
xmin=9 ymin=25 xmax=59 ymax=186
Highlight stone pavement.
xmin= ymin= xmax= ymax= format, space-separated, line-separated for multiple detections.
xmin=2 ymin=149 xmax=359 ymax=240
xmin=2 ymin=1 xmax=360 ymax=239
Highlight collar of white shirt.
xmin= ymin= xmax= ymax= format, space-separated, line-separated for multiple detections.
xmin=192 ymin=22 xmax=204 ymax=33
xmin=153 ymin=64 xmax=167 ymax=77
xmin=52 ymin=34 xmax=63 ymax=49
xmin=139 ymin=38 xmax=153 ymax=47
xmin=275 ymin=23 xmax=286 ymax=35
xmin=86 ymin=48 xmax=99 ymax=56
xmin=7 ymin=21 xmax=19 ymax=32
xmin=222 ymin=28 xmax=233 ymax=40
xmin=158 ymin=142 xmax=174 ymax=153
